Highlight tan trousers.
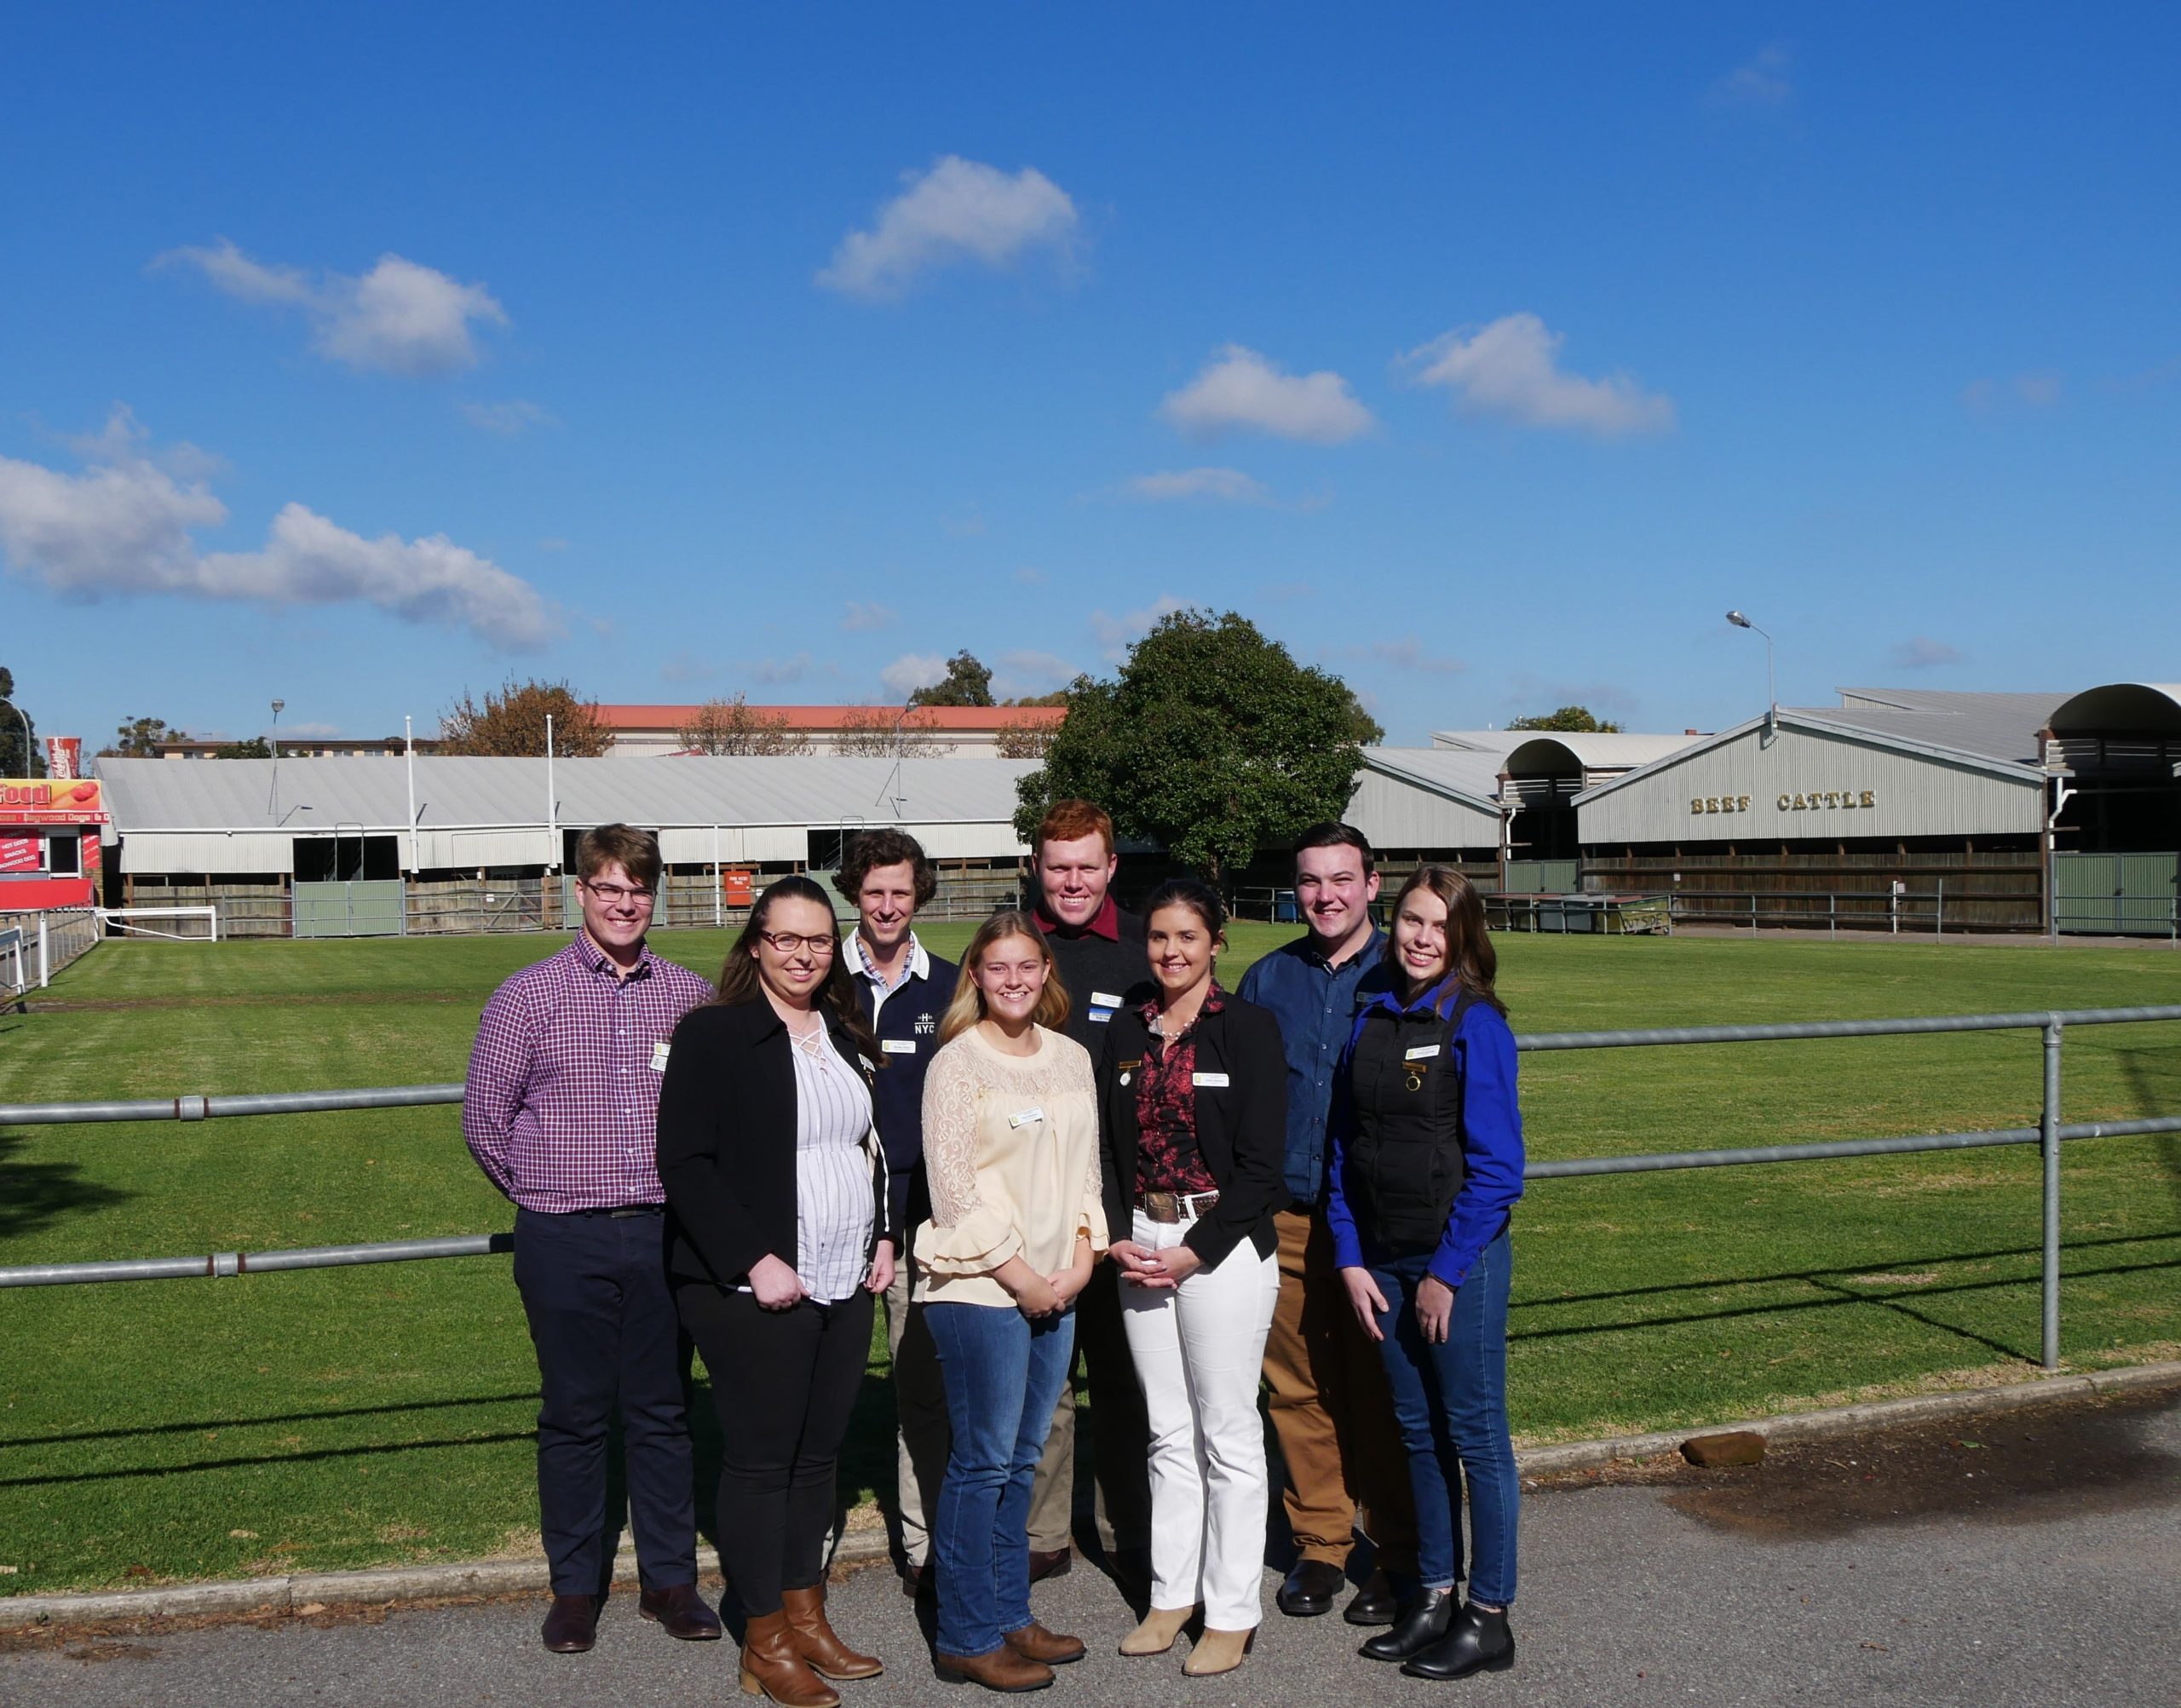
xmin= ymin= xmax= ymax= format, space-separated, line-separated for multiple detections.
xmin=1025 ymin=1260 xmax=1153 ymax=1555
xmin=1262 ymin=1207 xmax=1418 ymax=1573
xmin=882 ymin=1256 xmax=952 ymax=1567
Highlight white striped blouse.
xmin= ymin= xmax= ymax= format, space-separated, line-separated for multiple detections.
xmin=791 ymin=1025 xmax=878 ymax=1303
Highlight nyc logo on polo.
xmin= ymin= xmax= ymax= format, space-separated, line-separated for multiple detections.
xmin=914 ymin=1010 xmax=936 ymax=1036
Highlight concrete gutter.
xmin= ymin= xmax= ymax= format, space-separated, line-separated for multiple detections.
xmin=4 ymin=1361 xmax=2175 ymax=1633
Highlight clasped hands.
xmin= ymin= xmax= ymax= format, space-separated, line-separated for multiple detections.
xmin=1108 ymin=1239 xmax=1202 ymax=1290
xmin=995 ymin=1241 xmax=1094 ymax=1321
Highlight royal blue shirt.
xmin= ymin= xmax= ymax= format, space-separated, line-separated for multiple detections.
xmin=1236 ymin=927 xmax=1392 ymax=1206
xmin=1325 ymin=973 xmax=1525 ymax=1289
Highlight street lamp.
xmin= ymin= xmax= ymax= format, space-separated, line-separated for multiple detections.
xmin=268 ymin=699 xmax=285 ymax=816
xmin=1725 ymin=611 xmax=1778 ymax=745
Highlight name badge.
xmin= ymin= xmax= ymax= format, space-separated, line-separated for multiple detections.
xmin=649 ymin=1040 xmax=671 ymax=1072
xmin=1091 ymin=991 xmax=1124 ymax=1009
xmin=1404 ymin=1044 xmax=1442 ymax=1061
xmin=882 ymin=1038 xmax=917 ymax=1054
xmin=1009 ymin=1107 xmax=1046 ymax=1129
xmin=1193 ymin=1072 xmax=1229 ymax=1088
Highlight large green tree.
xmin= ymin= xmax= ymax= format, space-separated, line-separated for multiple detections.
xmin=908 ymin=650 xmax=996 ymax=708
xmin=0 ymin=666 xmax=42 ymax=776
xmin=1506 ymin=704 xmax=1623 ymax=733
xmin=439 ymin=679 xmax=613 ymax=756
xmin=1013 ymin=609 xmax=1380 ymax=880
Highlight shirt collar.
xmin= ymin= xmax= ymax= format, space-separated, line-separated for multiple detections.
xmin=1033 ymin=893 xmax=1120 ymax=940
xmin=1367 ymin=969 xmax=1461 ymax=1018
xmin=574 ymin=931 xmax=653 ymax=981
xmin=846 ymin=929 xmax=930 ymax=986
xmin=1302 ymin=923 xmax=1384 ymax=971
xmin=1138 ymin=982 xmax=1225 ymax=1027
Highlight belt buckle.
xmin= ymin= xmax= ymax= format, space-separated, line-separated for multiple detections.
xmin=1142 ymin=1191 xmax=1180 ymax=1223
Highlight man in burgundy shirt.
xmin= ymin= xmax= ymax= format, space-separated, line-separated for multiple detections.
xmin=463 ymin=825 xmax=721 ymax=1654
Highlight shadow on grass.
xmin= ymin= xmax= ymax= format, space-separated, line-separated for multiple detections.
xmin=2112 ymin=1044 xmax=2181 ymax=1217
xmin=1508 ymin=1229 xmax=2181 ymax=1366
xmin=0 ymin=1131 xmax=136 ymax=1241
xmin=0 ymin=1389 xmax=538 ymax=1452
xmin=0 ymin=1429 xmax=537 ymax=1487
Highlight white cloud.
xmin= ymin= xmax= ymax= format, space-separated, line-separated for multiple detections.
xmin=818 ymin=157 xmax=1079 ymax=298
xmin=158 ymin=239 xmax=509 ymax=376
xmin=993 ymin=650 xmax=1081 ymax=699
xmin=659 ymin=650 xmax=719 ymax=684
xmin=1406 ymin=313 xmax=1675 ymax=437
xmin=462 ymin=399 xmax=557 ymax=434
xmin=1890 ymin=636 xmax=1964 ymax=670
xmin=1712 ymin=44 xmax=1793 ymax=106
xmin=1090 ymin=595 xmax=1191 ymax=658
xmin=1160 ymin=345 xmax=1376 ymax=444
xmin=881 ymin=653 xmax=949 ymax=698
xmin=1119 ymin=467 xmax=1274 ymax=505
xmin=0 ymin=407 xmax=554 ymax=647
xmin=752 ymin=652 xmax=821 ymax=687
xmin=841 ymin=601 xmax=899 ymax=632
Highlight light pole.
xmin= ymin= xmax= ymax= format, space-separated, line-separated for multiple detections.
xmin=1725 ymin=612 xmax=1777 ymax=744
xmin=268 ymin=699 xmax=285 ymax=816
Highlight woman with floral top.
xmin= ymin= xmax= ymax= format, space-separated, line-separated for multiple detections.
xmin=1096 ymin=879 xmax=1290 ymax=1677
xmin=915 ymin=911 xmax=1107 ymax=1693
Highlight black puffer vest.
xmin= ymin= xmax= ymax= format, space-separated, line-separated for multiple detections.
xmin=1344 ymin=990 xmax=1476 ymax=1256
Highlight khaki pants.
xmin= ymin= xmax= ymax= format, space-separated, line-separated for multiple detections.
xmin=1262 ymin=1207 xmax=1417 ymax=1573
xmin=1025 ymin=1260 xmax=1153 ymax=1555
xmin=883 ymin=1255 xmax=952 ymax=1567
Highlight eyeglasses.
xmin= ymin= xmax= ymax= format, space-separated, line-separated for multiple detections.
xmin=758 ymin=930 xmax=837 ymax=956
xmin=581 ymin=881 xmax=656 ymax=907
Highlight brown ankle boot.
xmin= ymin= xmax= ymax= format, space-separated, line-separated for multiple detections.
xmin=1004 ymin=1621 xmax=1085 ymax=1665
xmin=739 ymin=1609 xmax=842 ymax=1708
xmin=780 ymin=1584 xmax=883 ymax=1680
xmin=933 ymin=1644 xmax=1056 ymax=1692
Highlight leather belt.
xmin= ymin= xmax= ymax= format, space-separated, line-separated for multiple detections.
xmin=1138 ymin=1189 xmax=1219 ymax=1224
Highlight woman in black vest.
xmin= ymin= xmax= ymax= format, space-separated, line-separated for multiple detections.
xmin=656 ymin=876 xmax=894 ymax=1708
xmin=1326 ymin=866 xmax=1524 ymax=1681
xmin=1098 ymin=878 xmax=1289 ymax=1676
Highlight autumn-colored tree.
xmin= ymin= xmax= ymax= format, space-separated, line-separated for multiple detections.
xmin=439 ymin=679 xmax=613 ymax=756
xmin=835 ymin=705 xmax=958 ymax=757
xmin=676 ymin=696 xmax=814 ymax=756
xmin=994 ymin=711 xmax=1066 ymax=759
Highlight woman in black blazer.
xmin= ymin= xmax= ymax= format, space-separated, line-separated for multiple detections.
xmin=657 ymin=875 xmax=892 ymax=1708
xmin=1097 ymin=878 xmax=1290 ymax=1677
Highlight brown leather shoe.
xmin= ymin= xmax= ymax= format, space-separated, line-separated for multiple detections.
xmin=1004 ymin=1622 xmax=1085 ymax=1665
xmin=934 ymin=1645 xmax=1055 ymax=1692
xmin=739 ymin=1608 xmax=842 ymax=1708
xmin=540 ymin=1592 xmax=597 ymax=1653
xmin=1026 ymin=1547 xmax=1072 ymax=1584
xmin=780 ymin=1584 xmax=882 ymax=1680
xmin=638 ymin=1580 xmax=722 ymax=1640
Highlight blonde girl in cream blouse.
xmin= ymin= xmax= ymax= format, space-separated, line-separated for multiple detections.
xmin=912 ymin=911 xmax=1107 ymax=1690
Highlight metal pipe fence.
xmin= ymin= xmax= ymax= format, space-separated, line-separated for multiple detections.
xmin=6 ymin=1004 xmax=2181 ymax=1372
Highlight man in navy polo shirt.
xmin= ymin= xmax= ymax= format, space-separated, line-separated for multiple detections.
xmin=1238 ymin=821 xmax=1416 ymax=1627
xmin=835 ymin=829 xmax=958 ymax=1596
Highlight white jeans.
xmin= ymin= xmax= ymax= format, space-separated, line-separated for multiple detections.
xmin=1119 ymin=1206 xmax=1282 ymax=1631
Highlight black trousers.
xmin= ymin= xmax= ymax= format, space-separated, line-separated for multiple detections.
xmin=511 ymin=1206 xmax=699 ymax=1595
xmin=676 ymin=1280 xmax=873 ymax=1617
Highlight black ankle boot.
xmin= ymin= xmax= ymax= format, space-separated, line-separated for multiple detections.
xmin=1401 ymin=1602 xmax=1515 ymax=1679
xmin=1358 ymin=1587 xmax=1455 ymax=1661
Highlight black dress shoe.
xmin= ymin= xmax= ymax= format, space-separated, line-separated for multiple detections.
xmin=540 ymin=1592 xmax=598 ymax=1653
xmin=1402 ymin=1603 xmax=1515 ymax=1679
xmin=1342 ymin=1570 xmax=1399 ymax=1627
xmin=1276 ymin=1559 xmax=1347 ymax=1618
xmin=1027 ymin=1546 xmax=1073 ymax=1584
xmin=1358 ymin=1587 xmax=1454 ymax=1662
xmin=638 ymin=1581 xmax=722 ymax=1641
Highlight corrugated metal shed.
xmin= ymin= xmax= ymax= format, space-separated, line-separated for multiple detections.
xmin=95 ymin=755 xmax=1037 ymax=873
xmin=1349 ymin=749 xmax=1503 ymax=849
xmin=1802 ymin=688 xmax=2067 ymax=767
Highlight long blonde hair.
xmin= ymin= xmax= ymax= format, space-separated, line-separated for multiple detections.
xmin=941 ymin=910 xmax=1073 ymax=1044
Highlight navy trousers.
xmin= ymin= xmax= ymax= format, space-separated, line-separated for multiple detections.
xmin=512 ymin=1206 xmax=699 ymax=1594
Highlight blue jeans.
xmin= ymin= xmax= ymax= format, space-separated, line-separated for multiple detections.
xmin=926 ymin=1301 xmax=1078 ymax=1657
xmin=1367 ymin=1228 xmax=1518 ymax=1606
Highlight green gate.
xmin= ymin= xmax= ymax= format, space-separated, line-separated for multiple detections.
xmin=2053 ymin=852 xmax=2180 ymax=936
xmin=1504 ymin=860 xmax=1580 ymax=894
xmin=291 ymin=880 xmax=408 ymax=938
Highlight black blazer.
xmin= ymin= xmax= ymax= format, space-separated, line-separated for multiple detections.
xmin=655 ymin=998 xmax=893 ymax=1288
xmin=1096 ymin=992 xmax=1290 ymax=1268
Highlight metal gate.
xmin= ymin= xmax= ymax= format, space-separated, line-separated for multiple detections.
xmin=2053 ymin=851 xmax=2179 ymax=936
xmin=291 ymin=880 xmax=407 ymax=938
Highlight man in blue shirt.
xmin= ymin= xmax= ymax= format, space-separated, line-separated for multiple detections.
xmin=1236 ymin=822 xmax=1416 ymax=1626
xmin=835 ymin=829 xmax=958 ymax=1597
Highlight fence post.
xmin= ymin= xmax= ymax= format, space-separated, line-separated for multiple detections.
xmin=1751 ymin=894 xmax=1758 ymax=935
xmin=37 ymin=916 xmax=49 ymax=988
xmin=2040 ymin=1015 xmax=2063 ymax=1372
xmin=1936 ymin=880 xmax=1944 ymax=938
xmin=1829 ymin=893 xmax=1837 ymax=941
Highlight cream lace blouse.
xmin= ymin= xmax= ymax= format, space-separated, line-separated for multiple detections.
xmin=912 ymin=1024 xmax=1108 ymax=1309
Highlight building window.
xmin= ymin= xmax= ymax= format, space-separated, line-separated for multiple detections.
xmin=48 ymin=834 xmax=83 ymax=877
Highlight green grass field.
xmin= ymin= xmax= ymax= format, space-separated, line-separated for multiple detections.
xmin=3 ymin=925 xmax=2178 ymax=1595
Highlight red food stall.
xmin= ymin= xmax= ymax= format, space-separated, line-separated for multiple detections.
xmin=0 ymin=773 xmax=108 ymax=911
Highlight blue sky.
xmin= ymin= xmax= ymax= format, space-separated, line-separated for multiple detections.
xmin=3 ymin=4 xmax=2176 ymax=750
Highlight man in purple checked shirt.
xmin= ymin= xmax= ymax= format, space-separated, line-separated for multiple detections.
xmin=463 ymin=824 xmax=722 ymax=1655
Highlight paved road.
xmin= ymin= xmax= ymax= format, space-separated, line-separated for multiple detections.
xmin=6 ymin=1386 xmax=2176 ymax=1708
